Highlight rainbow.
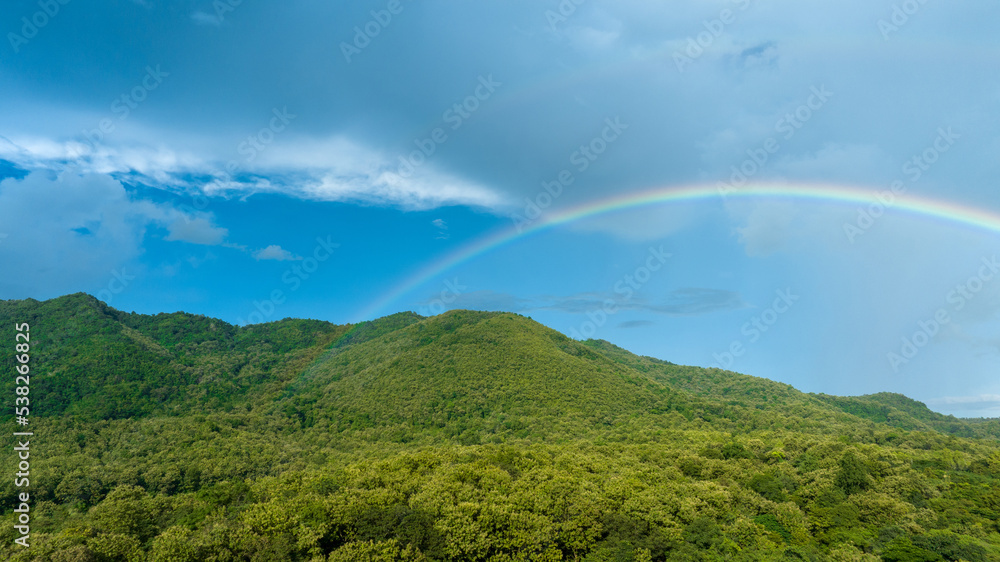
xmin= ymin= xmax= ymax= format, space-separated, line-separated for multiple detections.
xmin=353 ymin=182 xmax=1000 ymax=321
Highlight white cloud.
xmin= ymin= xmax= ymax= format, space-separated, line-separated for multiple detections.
xmin=927 ymin=394 xmax=1000 ymax=406
xmin=306 ymin=168 xmax=502 ymax=210
xmin=565 ymin=23 xmax=622 ymax=51
xmin=726 ymin=200 xmax=857 ymax=258
xmin=0 ymin=171 xmax=231 ymax=298
xmin=191 ymin=11 xmax=222 ymax=26
xmin=415 ymin=288 xmax=744 ymax=317
xmin=618 ymin=320 xmax=655 ymax=329
xmin=263 ymin=135 xmax=505 ymax=209
xmin=432 ymin=218 xmax=449 ymax=239
xmin=253 ymin=245 xmax=303 ymax=261
xmin=164 ymin=217 xmax=228 ymax=245
xmin=735 ymin=42 xmax=778 ymax=70
xmin=924 ymin=394 xmax=1000 ymax=416
xmin=0 ymin=134 xmax=506 ymax=211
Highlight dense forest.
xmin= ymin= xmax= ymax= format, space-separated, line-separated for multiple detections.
xmin=1 ymin=293 xmax=998 ymax=561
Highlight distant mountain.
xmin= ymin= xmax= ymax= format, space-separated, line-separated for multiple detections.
xmin=1 ymin=294 xmax=998 ymax=561
xmin=812 ymin=392 xmax=998 ymax=438
xmin=0 ymin=293 xmax=348 ymax=419
xmin=2 ymin=293 xmax=994 ymax=440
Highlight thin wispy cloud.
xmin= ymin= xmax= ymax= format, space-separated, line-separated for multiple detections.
xmin=618 ymin=320 xmax=655 ymax=329
xmin=924 ymin=394 xmax=1000 ymax=415
xmin=0 ymin=135 xmax=506 ymax=211
xmin=253 ymin=245 xmax=303 ymax=261
xmin=190 ymin=11 xmax=222 ymax=27
xmin=415 ymin=288 xmax=745 ymax=317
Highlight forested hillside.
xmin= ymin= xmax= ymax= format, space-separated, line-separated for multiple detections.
xmin=1 ymin=294 xmax=998 ymax=561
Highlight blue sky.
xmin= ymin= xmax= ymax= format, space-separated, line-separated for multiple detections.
xmin=2 ymin=0 xmax=999 ymax=417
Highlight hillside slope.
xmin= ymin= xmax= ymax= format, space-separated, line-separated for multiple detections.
xmin=3 ymin=294 xmax=994 ymax=440
xmin=278 ymin=310 xmax=680 ymax=442
xmin=1 ymin=294 xmax=999 ymax=561
xmin=579 ymin=339 xmax=1000 ymax=441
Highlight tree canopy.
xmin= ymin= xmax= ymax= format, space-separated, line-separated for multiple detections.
xmin=1 ymin=294 xmax=998 ymax=560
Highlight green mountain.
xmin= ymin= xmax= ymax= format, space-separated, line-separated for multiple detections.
xmin=1 ymin=294 xmax=999 ymax=561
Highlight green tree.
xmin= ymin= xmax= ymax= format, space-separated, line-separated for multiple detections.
xmin=835 ymin=450 xmax=871 ymax=496
xmin=91 ymin=486 xmax=158 ymax=542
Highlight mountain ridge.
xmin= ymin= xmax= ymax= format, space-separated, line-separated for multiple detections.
xmin=1 ymin=293 xmax=995 ymax=439
xmin=2 ymin=293 xmax=1000 ymax=561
